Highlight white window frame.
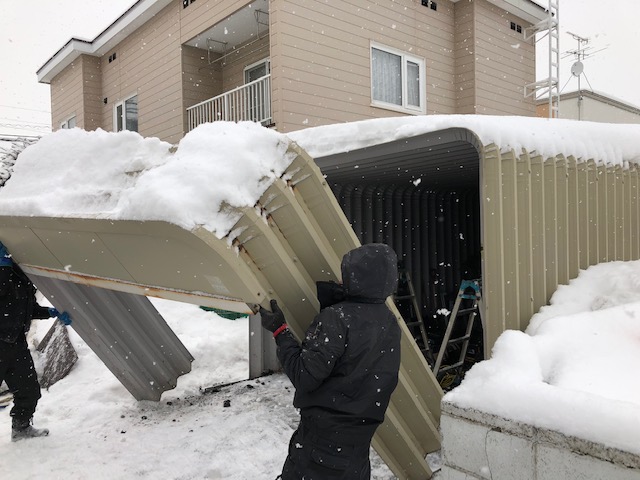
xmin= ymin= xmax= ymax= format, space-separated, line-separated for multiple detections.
xmin=113 ymin=93 xmax=139 ymax=132
xmin=60 ymin=115 xmax=77 ymax=129
xmin=370 ymin=42 xmax=426 ymax=114
xmin=243 ymin=58 xmax=270 ymax=84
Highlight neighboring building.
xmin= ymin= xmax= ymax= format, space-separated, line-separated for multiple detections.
xmin=37 ymin=0 xmax=547 ymax=143
xmin=537 ymin=90 xmax=640 ymax=123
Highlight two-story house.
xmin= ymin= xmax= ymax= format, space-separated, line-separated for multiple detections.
xmin=37 ymin=0 xmax=547 ymax=143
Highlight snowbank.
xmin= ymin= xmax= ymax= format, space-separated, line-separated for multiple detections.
xmin=445 ymin=260 xmax=640 ymax=455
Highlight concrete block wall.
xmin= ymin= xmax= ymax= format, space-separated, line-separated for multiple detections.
xmin=435 ymin=401 xmax=640 ymax=480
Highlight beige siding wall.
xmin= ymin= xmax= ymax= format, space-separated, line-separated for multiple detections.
xmin=473 ymin=0 xmax=536 ymax=116
xmin=221 ymin=35 xmax=270 ymax=92
xmin=454 ymin=0 xmax=476 ymax=114
xmin=51 ymin=55 xmax=102 ymax=131
xmin=481 ymin=148 xmax=640 ymax=354
xmin=182 ymin=45 xmax=223 ymax=133
xmin=271 ymin=0 xmax=457 ymax=133
xmin=81 ymin=56 xmax=103 ymax=131
xmin=100 ymin=1 xmax=183 ymax=143
xmin=48 ymin=0 xmax=541 ymax=139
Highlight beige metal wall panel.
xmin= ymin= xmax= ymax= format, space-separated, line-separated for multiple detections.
xmin=501 ymin=150 xmax=520 ymax=331
xmin=587 ymin=159 xmax=600 ymax=266
xmin=556 ymin=155 xmax=570 ymax=286
xmin=480 ymin=144 xmax=505 ymax=351
xmin=631 ymin=166 xmax=640 ymax=260
xmin=543 ymin=159 xmax=558 ymax=299
xmin=29 ymin=275 xmax=194 ymax=401
xmin=481 ymin=145 xmax=640 ymax=350
xmin=0 ymin=217 xmax=266 ymax=313
xmin=516 ymin=151 xmax=534 ymax=322
xmin=567 ymin=156 xmax=580 ymax=278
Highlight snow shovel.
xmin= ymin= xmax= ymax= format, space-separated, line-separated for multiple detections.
xmin=36 ymin=321 xmax=78 ymax=389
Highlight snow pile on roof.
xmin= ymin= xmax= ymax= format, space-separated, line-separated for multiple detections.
xmin=444 ymin=260 xmax=640 ymax=455
xmin=0 ymin=137 xmax=39 ymax=187
xmin=2 ymin=116 xmax=640 ymax=238
xmin=289 ymin=115 xmax=640 ymax=166
xmin=0 ymin=122 xmax=292 ymax=238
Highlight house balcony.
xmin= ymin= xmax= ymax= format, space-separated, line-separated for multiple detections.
xmin=187 ymin=74 xmax=271 ymax=131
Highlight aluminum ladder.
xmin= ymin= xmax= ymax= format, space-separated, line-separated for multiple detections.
xmin=433 ymin=279 xmax=482 ymax=377
xmin=394 ymin=269 xmax=434 ymax=364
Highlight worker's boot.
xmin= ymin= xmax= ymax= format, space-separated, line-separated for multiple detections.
xmin=11 ymin=417 xmax=49 ymax=442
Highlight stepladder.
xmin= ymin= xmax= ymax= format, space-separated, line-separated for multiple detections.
xmin=433 ymin=279 xmax=483 ymax=381
xmin=394 ymin=269 xmax=435 ymax=365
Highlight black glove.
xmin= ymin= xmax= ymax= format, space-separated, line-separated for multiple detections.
xmin=259 ymin=299 xmax=286 ymax=333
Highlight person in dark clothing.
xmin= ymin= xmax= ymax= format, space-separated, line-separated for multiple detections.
xmin=260 ymin=243 xmax=401 ymax=480
xmin=0 ymin=241 xmax=72 ymax=441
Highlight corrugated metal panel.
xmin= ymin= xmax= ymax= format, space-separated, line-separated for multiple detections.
xmin=0 ymin=142 xmax=443 ymax=479
xmin=29 ymin=274 xmax=193 ymax=401
xmin=481 ymin=145 xmax=640 ymax=353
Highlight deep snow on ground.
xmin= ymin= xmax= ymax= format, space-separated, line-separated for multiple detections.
xmin=0 ymin=298 xmax=395 ymax=479
xmin=445 ymin=259 xmax=640 ymax=455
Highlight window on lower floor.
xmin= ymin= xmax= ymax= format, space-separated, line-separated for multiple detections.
xmin=371 ymin=43 xmax=426 ymax=114
xmin=60 ymin=116 xmax=77 ymax=129
xmin=114 ymin=95 xmax=138 ymax=132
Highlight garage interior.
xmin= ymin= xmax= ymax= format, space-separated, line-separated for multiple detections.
xmin=314 ymin=128 xmax=485 ymax=385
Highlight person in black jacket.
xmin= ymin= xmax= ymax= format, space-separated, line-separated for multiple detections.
xmin=0 ymin=241 xmax=71 ymax=441
xmin=260 ymin=243 xmax=401 ymax=480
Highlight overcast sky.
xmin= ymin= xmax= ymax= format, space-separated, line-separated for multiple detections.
xmin=1 ymin=0 xmax=639 ymax=137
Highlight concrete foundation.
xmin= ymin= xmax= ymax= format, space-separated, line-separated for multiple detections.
xmin=435 ymin=401 xmax=640 ymax=480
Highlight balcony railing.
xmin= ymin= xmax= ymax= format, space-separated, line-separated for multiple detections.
xmin=187 ymin=74 xmax=272 ymax=131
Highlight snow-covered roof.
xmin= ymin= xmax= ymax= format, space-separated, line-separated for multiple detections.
xmin=1 ymin=116 xmax=639 ymax=238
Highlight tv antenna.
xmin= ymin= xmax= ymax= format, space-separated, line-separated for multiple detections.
xmin=560 ymin=31 xmax=608 ymax=120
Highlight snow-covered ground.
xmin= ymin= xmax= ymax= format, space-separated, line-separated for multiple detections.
xmin=0 ymin=298 xmax=395 ymax=479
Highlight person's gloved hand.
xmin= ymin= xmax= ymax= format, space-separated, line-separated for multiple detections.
xmin=57 ymin=311 xmax=72 ymax=326
xmin=48 ymin=307 xmax=72 ymax=326
xmin=259 ymin=299 xmax=286 ymax=333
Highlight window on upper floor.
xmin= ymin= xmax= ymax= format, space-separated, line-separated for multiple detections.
xmin=60 ymin=116 xmax=77 ymax=129
xmin=370 ymin=43 xmax=426 ymax=114
xmin=114 ymin=95 xmax=138 ymax=133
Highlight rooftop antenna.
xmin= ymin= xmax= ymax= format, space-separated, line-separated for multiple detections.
xmin=561 ymin=32 xmax=607 ymax=120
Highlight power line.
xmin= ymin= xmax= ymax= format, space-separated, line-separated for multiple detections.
xmin=0 ymin=104 xmax=51 ymax=114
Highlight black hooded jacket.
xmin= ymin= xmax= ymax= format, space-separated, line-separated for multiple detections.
xmin=276 ymin=244 xmax=401 ymax=425
xmin=0 ymin=264 xmax=51 ymax=344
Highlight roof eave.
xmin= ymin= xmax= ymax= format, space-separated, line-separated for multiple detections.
xmin=36 ymin=0 xmax=173 ymax=85
xmin=450 ymin=0 xmax=548 ymax=24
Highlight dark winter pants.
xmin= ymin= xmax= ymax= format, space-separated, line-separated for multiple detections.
xmin=279 ymin=414 xmax=376 ymax=480
xmin=0 ymin=338 xmax=41 ymax=420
